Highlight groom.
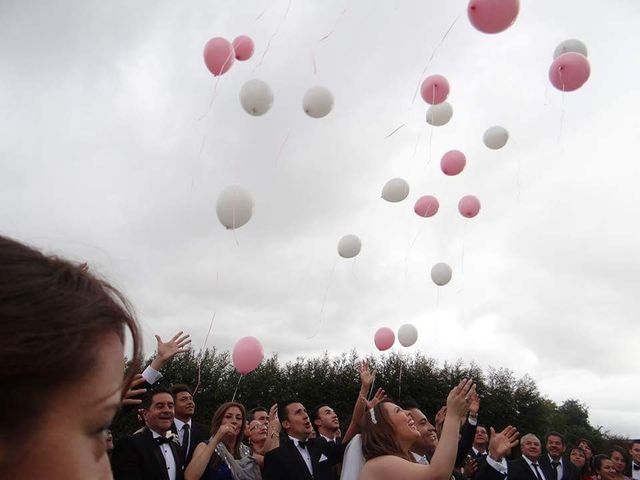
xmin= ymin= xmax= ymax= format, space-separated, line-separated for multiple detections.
xmin=112 ymin=389 xmax=185 ymax=480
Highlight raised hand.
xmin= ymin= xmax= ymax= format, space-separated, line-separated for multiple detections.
xmin=358 ymin=361 xmax=375 ymax=391
xmin=212 ymin=423 xmax=237 ymax=444
xmin=463 ymin=458 xmax=478 ymax=478
xmin=268 ymin=404 xmax=281 ymax=434
xmin=121 ymin=374 xmax=146 ymax=406
xmin=488 ymin=425 xmax=520 ymax=461
xmin=364 ymin=388 xmax=386 ymax=410
xmin=434 ymin=405 xmax=447 ymax=437
xmin=469 ymin=390 xmax=481 ymax=417
xmin=150 ymin=331 xmax=191 ymax=371
xmin=446 ymin=378 xmax=475 ymax=419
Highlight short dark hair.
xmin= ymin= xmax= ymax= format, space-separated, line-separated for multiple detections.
xmin=278 ymin=399 xmax=304 ymax=424
xmin=248 ymin=406 xmax=268 ymax=421
xmin=593 ymin=454 xmax=611 ymax=473
xmin=611 ymin=445 xmax=628 ymax=462
xmin=547 ymin=431 xmax=565 ymax=445
xmin=171 ymin=384 xmax=193 ymax=398
xmin=476 ymin=424 xmax=488 ymax=433
xmin=631 ymin=439 xmax=640 ymax=448
xmin=142 ymin=388 xmax=173 ymax=410
xmin=311 ymin=404 xmax=329 ymax=423
xmin=398 ymin=400 xmax=420 ymax=411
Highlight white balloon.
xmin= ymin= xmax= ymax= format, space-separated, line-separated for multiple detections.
xmin=426 ymin=102 xmax=453 ymax=126
xmin=239 ymin=79 xmax=274 ymax=116
xmin=337 ymin=234 xmax=362 ymax=258
xmin=483 ymin=126 xmax=509 ymax=150
xmin=381 ymin=178 xmax=410 ymax=203
xmin=216 ymin=186 xmax=254 ymax=230
xmin=553 ymin=39 xmax=588 ymax=59
xmin=398 ymin=324 xmax=418 ymax=347
xmin=303 ymin=86 xmax=334 ymax=118
xmin=431 ymin=262 xmax=452 ymax=286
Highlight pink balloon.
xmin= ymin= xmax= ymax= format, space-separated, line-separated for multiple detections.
xmin=458 ymin=195 xmax=481 ymax=218
xmin=549 ymin=52 xmax=591 ymax=92
xmin=420 ymin=75 xmax=450 ymax=105
xmin=203 ymin=37 xmax=235 ymax=76
xmin=414 ymin=195 xmax=440 ymax=218
xmin=467 ymin=0 xmax=520 ymax=34
xmin=441 ymin=150 xmax=466 ymax=176
xmin=232 ymin=336 xmax=264 ymax=375
xmin=233 ymin=35 xmax=255 ymax=61
xmin=374 ymin=327 xmax=395 ymax=351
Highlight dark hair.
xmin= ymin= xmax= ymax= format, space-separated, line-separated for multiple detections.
xmin=361 ymin=400 xmax=413 ymax=462
xmin=311 ymin=404 xmax=329 ymax=428
xmin=476 ymin=424 xmax=488 ymax=433
xmin=142 ymin=389 xmax=174 ymax=410
xmin=593 ymin=454 xmax=611 ymax=473
xmin=547 ymin=431 xmax=566 ymax=445
xmin=577 ymin=438 xmax=595 ymax=454
xmin=248 ymin=406 xmax=268 ymax=421
xmin=278 ymin=399 xmax=303 ymax=425
xmin=0 ymin=235 xmax=142 ymax=443
xmin=171 ymin=384 xmax=193 ymax=398
xmin=631 ymin=439 xmax=640 ymax=448
xmin=209 ymin=402 xmax=246 ymax=470
xmin=610 ymin=446 xmax=628 ymax=468
xmin=569 ymin=446 xmax=589 ymax=476
xmin=398 ymin=400 xmax=420 ymax=411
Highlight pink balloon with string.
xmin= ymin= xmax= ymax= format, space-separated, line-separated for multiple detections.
xmin=414 ymin=196 xmax=440 ymax=218
xmin=549 ymin=52 xmax=590 ymax=92
xmin=233 ymin=35 xmax=255 ymax=61
xmin=458 ymin=195 xmax=481 ymax=218
xmin=420 ymin=75 xmax=450 ymax=105
xmin=203 ymin=37 xmax=235 ymax=76
xmin=441 ymin=150 xmax=466 ymax=176
xmin=467 ymin=0 xmax=520 ymax=34
xmin=232 ymin=336 xmax=264 ymax=374
xmin=374 ymin=327 xmax=395 ymax=351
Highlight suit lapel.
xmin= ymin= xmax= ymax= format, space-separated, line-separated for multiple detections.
xmin=309 ymin=439 xmax=322 ymax=478
xmin=169 ymin=440 xmax=185 ymax=478
xmin=285 ymin=438 xmax=314 ymax=480
xmin=144 ymin=428 xmax=170 ymax=480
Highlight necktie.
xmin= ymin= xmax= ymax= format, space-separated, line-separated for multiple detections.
xmin=155 ymin=436 xmax=172 ymax=445
xmin=532 ymin=462 xmax=544 ymax=480
xmin=551 ymin=461 xmax=560 ymax=480
xmin=182 ymin=424 xmax=191 ymax=457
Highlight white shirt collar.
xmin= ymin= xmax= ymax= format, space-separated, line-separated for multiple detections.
xmin=174 ymin=418 xmax=191 ymax=430
xmin=473 ymin=447 xmax=487 ymax=455
xmin=320 ymin=433 xmax=337 ymax=442
xmin=411 ymin=451 xmax=429 ymax=464
xmin=548 ymin=454 xmax=562 ymax=465
xmin=288 ymin=435 xmax=308 ymax=446
xmin=523 ymin=455 xmax=541 ymax=466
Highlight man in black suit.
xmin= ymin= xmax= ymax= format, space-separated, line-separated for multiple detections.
xmin=263 ymin=399 xmax=345 ymax=480
xmin=170 ymin=384 xmax=210 ymax=466
xmin=627 ymin=439 xmax=640 ymax=479
xmin=312 ymin=404 xmax=341 ymax=443
xmin=538 ymin=432 xmax=580 ymax=480
xmin=476 ymin=433 xmax=547 ymax=480
xmin=112 ymin=389 xmax=185 ymax=480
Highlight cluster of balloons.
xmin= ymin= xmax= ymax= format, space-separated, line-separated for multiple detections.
xmin=203 ymin=35 xmax=255 ymax=76
xmin=232 ymin=336 xmax=264 ymax=375
xmin=374 ymin=324 xmax=418 ymax=351
xmin=239 ymin=83 xmax=335 ymax=118
xmin=549 ymin=39 xmax=590 ymax=92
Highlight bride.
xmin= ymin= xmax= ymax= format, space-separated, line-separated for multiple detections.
xmin=341 ymin=379 xmax=475 ymax=480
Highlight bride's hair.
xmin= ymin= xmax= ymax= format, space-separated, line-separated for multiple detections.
xmin=361 ymin=400 xmax=413 ymax=461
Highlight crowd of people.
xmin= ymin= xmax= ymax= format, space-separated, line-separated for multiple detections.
xmin=1 ymin=236 xmax=637 ymax=480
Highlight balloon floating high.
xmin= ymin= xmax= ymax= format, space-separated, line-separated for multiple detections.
xmin=483 ymin=126 xmax=509 ymax=150
xmin=549 ymin=53 xmax=590 ymax=92
xmin=458 ymin=195 xmax=481 ymax=218
xmin=431 ymin=262 xmax=453 ymax=286
xmin=216 ymin=186 xmax=254 ymax=229
xmin=240 ymin=79 xmax=274 ymax=116
xmin=553 ymin=39 xmax=588 ymax=59
xmin=303 ymin=86 xmax=334 ymax=118
xmin=233 ymin=35 xmax=255 ymax=61
xmin=426 ymin=102 xmax=453 ymax=126
xmin=468 ymin=0 xmax=520 ymax=34
xmin=232 ymin=336 xmax=264 ymax=375
xmin=420 ymin=75 xmax=450 ymax=105
xmin=397 ymin=324 xmax=418 ymax=347
xmin=441 ymin=150 xmax=466 ymax=176
xmin=337 ymin=234 xmax=362 ymax=259
xmin=414 ymin=195 xmax=439 ymax=218
xmin=374 ymin=327 xmax=395 ymax=351
xmin=381 ymin=178 xmax=410 ymax=203
xmin=203 ymin=37 xmax=235 ymax=76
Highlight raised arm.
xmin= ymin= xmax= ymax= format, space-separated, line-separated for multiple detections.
xmin=262 ymin=403 xmax=281 ymax=454
xmin=342 ymin=361 xmax=380 ymax=445
xmin=184 ymin=423 xmax=235 ymax=480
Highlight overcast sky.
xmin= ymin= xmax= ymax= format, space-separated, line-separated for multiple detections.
xmin=2 ymin=0 xmax=640 ymax=436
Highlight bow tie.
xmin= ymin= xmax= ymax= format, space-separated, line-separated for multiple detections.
xmin=155 ymin=436 xmax=173 ymax=445
xmin=297 ymin=440 xmax=310 ymax=450
xmin=633 ymin=464 xmax=640 ymax=471
xmin=552 ymin=462 xmax=561 ymax=468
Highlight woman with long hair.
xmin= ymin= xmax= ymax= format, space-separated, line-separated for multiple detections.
xmin=185 ymin=402 xmax=261 ymax=480
xmin=358 ymin=379 xmax=475 ymax=480
xmin=570 ymin=446 xmax=596 ymax=480
xmin=578 ymin=439 xmax=597 ymax=479
xmin=0 ymin=235 xmax=143 ymax=480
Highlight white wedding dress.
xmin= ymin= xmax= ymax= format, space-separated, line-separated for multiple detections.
xmin=340 ymin=433 xmax=366 ymax=480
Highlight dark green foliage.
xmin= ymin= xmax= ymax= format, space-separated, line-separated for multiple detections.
xmin=111 ymin=350 xmax=621 ymax=451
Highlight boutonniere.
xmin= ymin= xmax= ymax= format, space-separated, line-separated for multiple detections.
xmin=165 ymin=431 xmax=180 ymax=444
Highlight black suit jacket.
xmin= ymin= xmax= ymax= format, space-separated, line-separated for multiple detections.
xmin=476 ymin=456 xmax=548 ymax=480
xmin=112 ymin=427 xmax=185 ymax=480
xmin=171 ymin=420 xmax=210 ymax=465
xmin=456 ymin=418 xmax=479 ymax=467
xmin=538 ymin=455 xmax=580 ymax=480
xmin=263 ymin=436 xmax=345 ymax=480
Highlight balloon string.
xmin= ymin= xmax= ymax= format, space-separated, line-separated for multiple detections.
xmin=193 ymin=312 xmax=217 ymax=396
xmin=398 ymin=360 xmax=403 ymax=401
xmin=309 ymin=47 xmax=318 ymax=75
xmin=318 ymin=8 xmax=348 ymax=42
xmin=276 ymin=128 xmax=292 ymax=168
xmin=253 ymin=0 xmax=292 ymax=72
xmin=461 ymin=219 xmax=468 ymax=273
xmin=558 ymin=70 xmax=566 ymax=146
xmin=231 ymin=374 xmax=244 ymax=402
xmin=306 ymin=256 xmax=338 ymax=340
xmin=385 ymin=124 xmax=405 ymax=138
xmin=367 ymin=374 xmax=376 ymax=401
xmin=425 ymin=125 xmax=434 ymax=171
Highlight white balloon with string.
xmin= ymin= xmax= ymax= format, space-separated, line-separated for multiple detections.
xmin=426 ymin=102 xmax=453 ymax=126
xmin=239 ymin=79 xmax=274 ymax=116
xmin=483 ymin=126 xmax=509 ymax=150
xmin=338 ymin=235 xmax=362 ymax=258
xmin=303 ymin=86 xmax=334 ymax=118
xmin=381 ymin=178 xmax=410 ymax=202
xmin=216 ymin=186 xmax=254 ymax=229
xmin=398 ymin=324 xmax=418 ymax=347
xmin=431 ymin=262 xmax=452 ymax=286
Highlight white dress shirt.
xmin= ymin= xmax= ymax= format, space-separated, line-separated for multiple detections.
xmin=289 ymin=435 xmax=313 ymax=475
xmin=632 ymin=462 xmax=640 ymax=480
xmin=547 ymin=455 xmax=564 ymax=480
xmin=150 ymin=430 xmax=177 ymax=480
xmin=174 ymin=418 xmax=192 ymax=453
xmin=523 ymin=456 xmax=547 ymax=480
xmin=411 ymin=451 xmax=430 ymax=465
xmin=141 ymin=365 xmax=163 ymax=385
xmin=320 ymin=433 xmax=338 ymax=443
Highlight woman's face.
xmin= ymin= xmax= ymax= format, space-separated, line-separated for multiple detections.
xmin=221 ymin=406 xmax=244 ymax=438
xmin=248 ymin=419 xmax=267 ymax=444
xmin=3 ymin=331 xmax=124 ymax=479
xmin=382 ymin=403 xmax=419 ymax=444
xmin=610 ymin=451 xmax=627 ymax=474
xmin=598 ymin=459 xmax=617 ymax=480
xmin=579 ymin=441 xmax=594 ymax=459
xmin=570 ymin=449 xmax=586 ymax=468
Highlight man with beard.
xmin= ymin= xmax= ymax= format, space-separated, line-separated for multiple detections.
xmin=539 ymin=432 xmax=580 ymax=480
